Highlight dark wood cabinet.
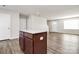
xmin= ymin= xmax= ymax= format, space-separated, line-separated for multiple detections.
xmin=24 ymin=37 xmax=33 ymax=54
xmin=33 ymin=33 xmax=47 ymax=54
xmin=19 ymin=31 xmax=47 ymax=54
xmin=19 ymin=31 xmax=25 ymax=52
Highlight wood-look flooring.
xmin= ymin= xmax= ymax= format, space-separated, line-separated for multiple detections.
xmin=0 ymin=39 xmax=23 ymax=54
xmin=48 ymin=32 xmax=79 ymax=54
xmin=0 ymin=32 xmax=79 ymax=54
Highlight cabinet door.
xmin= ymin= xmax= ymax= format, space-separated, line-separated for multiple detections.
xmin=33 ymin=32 xmax=47 ymax=54
xmin=19 ymin=31 xmax=25 ymax=52
xmin=19 ymin=36 xmax=24 ymax=52
xmin=24 ymin=37 xmax=33 ymax=54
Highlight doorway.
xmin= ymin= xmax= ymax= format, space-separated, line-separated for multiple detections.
xmin=0 ymin=13 xmax=11 ymax=40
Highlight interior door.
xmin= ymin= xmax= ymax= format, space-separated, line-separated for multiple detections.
xmin=0 ymin=13 xmax=11 ymax=40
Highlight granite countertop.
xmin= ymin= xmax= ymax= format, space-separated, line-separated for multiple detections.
xmin=21 ymin=30 xmax=47 ymax=34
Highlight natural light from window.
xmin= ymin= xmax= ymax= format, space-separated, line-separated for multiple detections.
xmin=64 ymin=19 xmax=79 ymax=29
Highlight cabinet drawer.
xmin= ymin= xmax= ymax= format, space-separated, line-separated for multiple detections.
xmin=24 ymin=32 xmax=33 ymax=39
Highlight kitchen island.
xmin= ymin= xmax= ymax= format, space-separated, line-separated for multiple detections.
xmin=19 ymin=30 xmax=47 ymax=54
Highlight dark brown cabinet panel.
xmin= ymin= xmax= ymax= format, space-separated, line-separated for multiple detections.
xmin=19 ymin=31 xmax=25 ymax=52
xmin=24 ymin=37 xmax=33 ymax=54
xmin=33 ymin=33 xmax=47 ymax=54
xmin=19 ymin=31 xmax=47 ymax=54
xmin=19 ymin=37 xmax=24 ymax=52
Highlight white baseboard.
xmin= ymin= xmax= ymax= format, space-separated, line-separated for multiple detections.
xmin=9 ymin=36 xmax=19 ymax=39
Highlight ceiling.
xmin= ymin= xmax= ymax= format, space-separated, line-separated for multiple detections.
xmin=0 ymin=5 xmax=79 ymax=20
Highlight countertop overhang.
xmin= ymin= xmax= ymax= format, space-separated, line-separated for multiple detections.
xmin=20 ymin=30 xmax=47 ymax=34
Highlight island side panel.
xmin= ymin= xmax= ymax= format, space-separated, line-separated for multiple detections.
xmin=33 ymin=32 xmax=47 ymax=54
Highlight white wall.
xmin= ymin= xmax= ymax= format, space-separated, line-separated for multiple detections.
xmin=11 ymin=13 xmax=19 ymax=39
xmin=0 ymin=9 xmax=19 ymax=39
xmin=26 ymin=15 xmax=48 ymax=32
xmin=48 ymin=18 xmax=79 ymax=35
xmin=20 ymin=15 xmax=27 ymax=31
xmin=0 ymin=9 xmax=48 ymax=39
xmin=47 ymin=21 xmax=58 ymax=32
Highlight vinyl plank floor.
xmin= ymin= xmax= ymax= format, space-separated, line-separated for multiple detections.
xmin=48 ymin=32 xmax=79 ymax=54
xmin=0 ymin=32 xmax=79 ymax=54
xmin=0 ymin=39 xmax=23 ymax=54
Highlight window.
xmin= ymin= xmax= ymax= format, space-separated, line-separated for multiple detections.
xmin=64 ymin=19 xmax=79 ymax=29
